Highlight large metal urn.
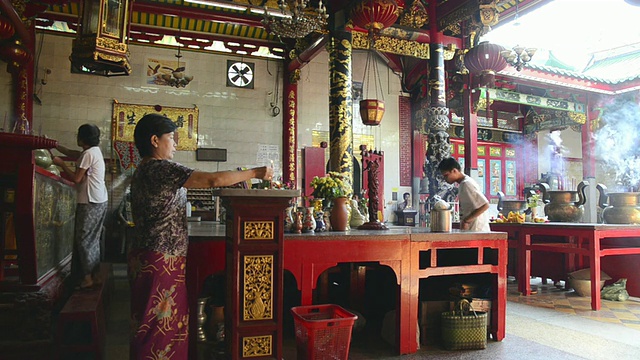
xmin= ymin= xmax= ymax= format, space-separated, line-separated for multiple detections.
xmin=538 ymin=181 xmax=589 ymax=222
xmin=497 ymin=191 xmax=527 ymax=213
xmin=596 ymin=184 xmax=640 ymax=224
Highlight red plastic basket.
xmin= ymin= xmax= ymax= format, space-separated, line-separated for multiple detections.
xmin=291 ymin=304 xmax=358 ymax=360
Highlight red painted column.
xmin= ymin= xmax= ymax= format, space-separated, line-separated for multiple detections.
xmin=583 ymin=95 xmax=597 ymax=178
xmin=463 ymin=87 xmax=478 ymax=172
xmin=282 ymin=68 xmax=298 ymax=187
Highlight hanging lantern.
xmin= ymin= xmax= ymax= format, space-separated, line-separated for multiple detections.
xmin=0 ymin=41 xmax=32 ymax=73
xmin=360 ymin=47 xmax=386 ymax=126
xmin=70 ymin=0 xmax=132 ymax=76
xmin=463 ymin=41 xmax=507 ymax=87
xmin=351 ymin=0 xmax=400 ymax=33
xmin=0 ymin=15 xmax=15 ymax=40
xmin=360 ymin=99 xmax=385 ymax=126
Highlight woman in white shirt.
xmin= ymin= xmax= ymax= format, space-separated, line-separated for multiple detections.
xmin=53 ymin=124 xmax=108 ymax=289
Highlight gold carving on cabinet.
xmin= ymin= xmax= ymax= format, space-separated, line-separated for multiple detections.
xmin=244 ymin=221 xmax=274 ymax=240
xmin=243 ymin=255 xmax=273 ymax=321
xmin=96 ymin=37 xmax=128 ymax=53
xmin=242 ymin=335 xmax=273 ymax=357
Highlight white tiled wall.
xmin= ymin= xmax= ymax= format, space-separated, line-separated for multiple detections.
xmin=2 ymin=33 xmax=404 ymax=221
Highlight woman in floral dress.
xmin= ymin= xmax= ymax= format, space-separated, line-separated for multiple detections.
xmin=129 ymin=114 xmax=272 ymax=359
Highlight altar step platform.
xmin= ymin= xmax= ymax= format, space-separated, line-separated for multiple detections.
xmin=56 ymin=262 xmax=114 ymax=360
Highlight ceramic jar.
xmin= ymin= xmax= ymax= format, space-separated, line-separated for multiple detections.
xmin=34 ymin=148 xmax=53 ymax=168
xmin=302 ymin=207 xmax=315 ymax=233
xmin=330 ymin=197 xmax=350 ymax=231
xmin=284 ymin=206 xmax=295 ymax=232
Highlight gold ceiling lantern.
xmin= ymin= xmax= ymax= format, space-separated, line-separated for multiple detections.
xmin=262 ymin=0 xmax=329 ymax=39
xmin=70 ymin=0 xmax=132 ymax=76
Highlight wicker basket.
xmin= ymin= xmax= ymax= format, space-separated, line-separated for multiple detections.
xmin=441 ymin=300 xmax=487 ymax=350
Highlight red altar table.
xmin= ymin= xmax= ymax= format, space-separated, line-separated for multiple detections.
xmin=408 ymin=231 xmax=508 ymax=347
xmin=517 ymin=223 xmax=640 ymax=310
xmin=283 ymin=230 xmax=412 ymax=354
xmin=187 ymin=224 xmax=508 ymax=355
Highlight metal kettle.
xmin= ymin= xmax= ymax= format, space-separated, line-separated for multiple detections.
xmin=430 ymin=197 xmax=453 ymax=232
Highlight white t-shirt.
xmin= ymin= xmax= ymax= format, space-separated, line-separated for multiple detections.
xmin=76 ymin=146 xmax=108 ymax=204
xmin=458 ymin=175 xmax=490 ymax=232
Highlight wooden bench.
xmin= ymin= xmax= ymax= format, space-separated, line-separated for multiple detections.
xmin=56 ymin=262 xmax=113 ymax=360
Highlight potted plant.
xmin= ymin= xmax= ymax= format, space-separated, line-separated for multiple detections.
xmin=527 ymin=192 xmax=543 ymax=219
xmin=310 ymin=172 xmax=352 ymax=231
xmin=310 ymin=172 xmax=352 ymax=204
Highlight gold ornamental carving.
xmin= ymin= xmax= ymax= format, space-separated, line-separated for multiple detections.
xmin=352 ymin=31 xmax=429 ymax=59
xmin=242 ymin=335 xmax=273 ymax=357
xmin=243 ymin=255 xmax=273 ymax=321
xmin=96 ymin=37 xmax=129 ymax=53
xmin=479 ymin=0 xmax=500 ymax=30
xmin=244 ymin=221 xmax=274 ymax=240
xmin=438 ymin=1 xmax=477 ymax=31
xmin=399 ymin=0 xmax=428 ymax=28
xmin=290 ymin=68 xmax=301 ymax=84
xmin=286 ymin=89 xmax=297 ymax=181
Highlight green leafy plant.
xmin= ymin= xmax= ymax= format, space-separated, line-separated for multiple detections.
xmin=310 ymin=172 xmax=352 ymax=201
xmin=527 ymin=193 xmax=542 ymax=208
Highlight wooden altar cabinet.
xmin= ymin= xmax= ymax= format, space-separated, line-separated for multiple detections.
xmin=0 ymin=133 xmax=75 ymax=357
xmin=215 ymin=189 xmax=298 ymax=360
xmin=187 ymin=225 xmax=508 ymax=355
xmin=517 ymin=223 xmax=640 ymax=310
xmin=407 ymin=230 xmax=508 ymax=350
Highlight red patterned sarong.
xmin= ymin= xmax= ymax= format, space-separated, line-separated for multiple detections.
xmin=128 ymin=249 xmax=188 ymax=359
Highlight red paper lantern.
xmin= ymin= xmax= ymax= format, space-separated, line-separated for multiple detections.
xmin=464 ymin=41 xmax=507 ymax=87
xmin=351 ymin=0 xmax=400 ymax=32
xmin=0 ymin=42 xmax=33 ymax=73
xmin=0 ymin=15 xmax=15 ymax=40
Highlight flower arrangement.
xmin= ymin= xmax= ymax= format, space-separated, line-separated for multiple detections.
xmin=310 ymin=172 xmax=352 ymax=201
xmin=527 ymin=192 xmax=542 ymax=208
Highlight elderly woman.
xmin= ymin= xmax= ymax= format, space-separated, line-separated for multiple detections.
xmin=53 ymin=124 xmax=108 ymax=289
xmin=128 ymin=113 xmax=272 ymax=359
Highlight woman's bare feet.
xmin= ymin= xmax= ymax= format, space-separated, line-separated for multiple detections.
xmin=79 ymin=274 xmax=93 ymax=289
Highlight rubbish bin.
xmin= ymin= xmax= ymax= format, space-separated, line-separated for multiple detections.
xmin=291 ymin=304 xmax=357 ymax=360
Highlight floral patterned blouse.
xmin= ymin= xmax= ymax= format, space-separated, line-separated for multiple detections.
xmin=131 ymin=159 xmax=194 ymax=256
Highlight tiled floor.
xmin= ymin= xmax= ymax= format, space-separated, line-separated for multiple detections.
xmin=105 ymin=265 xmax=640 ymax=359
xmin=507 ymin=277 xmax=640 ymax=332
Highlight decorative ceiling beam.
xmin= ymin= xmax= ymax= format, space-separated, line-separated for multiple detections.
xmin=288 ymin=35 xmax=328 ymax=71
xmin=133 ymin=1 xmax=265 ymax=29
xmin=0 ymin=0 xmax=32 ymax=47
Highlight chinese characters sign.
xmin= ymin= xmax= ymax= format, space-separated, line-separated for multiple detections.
xmin=112 ymin=101 xmax=198 ymax=151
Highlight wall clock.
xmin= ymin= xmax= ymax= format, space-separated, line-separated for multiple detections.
xmin=226 ymin=60 xmax=254 ymax=89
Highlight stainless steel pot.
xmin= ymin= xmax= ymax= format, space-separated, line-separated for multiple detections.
xmin=596 ymin=183 xmax=640 ymax=224
xmin=430 ymin=209 xmax=452 ymax=232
